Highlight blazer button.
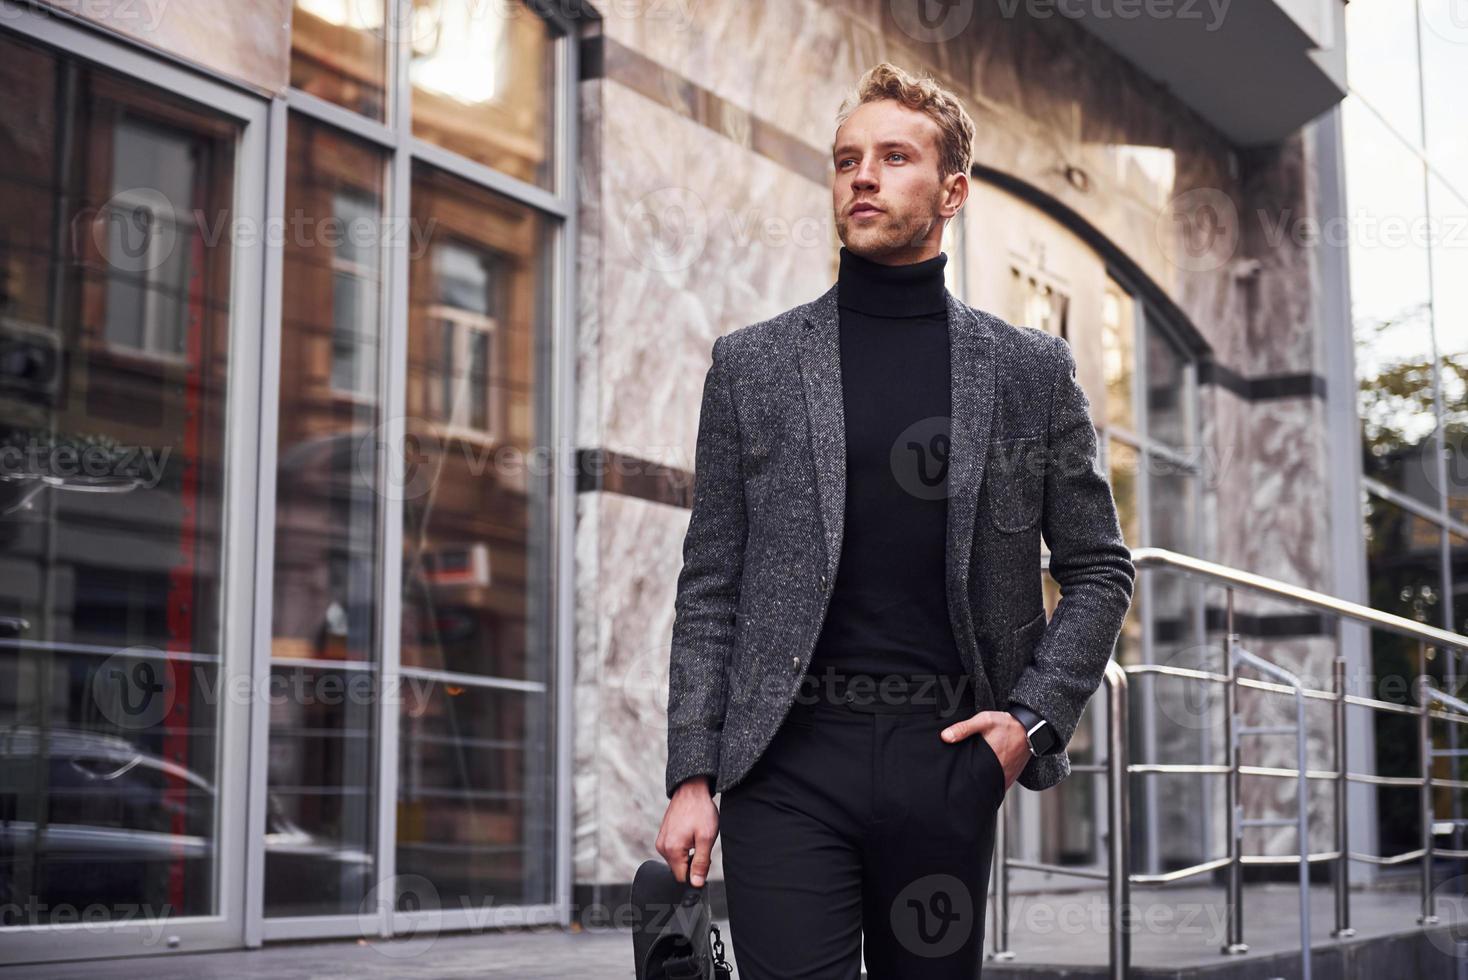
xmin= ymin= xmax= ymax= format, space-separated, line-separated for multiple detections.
xmin=791 ymin=655 xmax=800 ymax=672
xmin=819 ymin=574 xmax=828 ymax=591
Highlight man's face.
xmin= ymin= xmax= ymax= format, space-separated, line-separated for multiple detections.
xmin=831 ymin=99 xmax=966 ymax=262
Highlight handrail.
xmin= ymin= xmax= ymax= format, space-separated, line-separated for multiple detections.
xmin=993 ymin=547 xmax=1468 ymax=977
xmin=1129 ymin=547 xmax=1468 ymax=651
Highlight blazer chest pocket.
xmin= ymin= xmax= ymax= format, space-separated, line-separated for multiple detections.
xmin=986 ymin=435 xmax=1044 ymax=533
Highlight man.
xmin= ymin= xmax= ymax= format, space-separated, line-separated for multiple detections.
xmin=655 ymin=62 xmax=1136 ymax=978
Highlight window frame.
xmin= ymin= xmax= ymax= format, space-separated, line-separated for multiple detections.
xmin=0 ymin=5 xmax=271 ymax=965
xmin=250 ymin=0 xmax=579 ymax=947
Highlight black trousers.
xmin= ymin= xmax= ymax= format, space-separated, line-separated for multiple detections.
xmin=719 ymin=675 xmax=1004 ymax=979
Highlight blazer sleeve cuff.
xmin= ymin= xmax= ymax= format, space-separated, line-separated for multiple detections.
xmin=665 ymin=728 xmax=722 ymax=799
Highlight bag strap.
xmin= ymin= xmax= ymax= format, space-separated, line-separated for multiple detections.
xmin=710 ymin=923 xmax=733 ymax=979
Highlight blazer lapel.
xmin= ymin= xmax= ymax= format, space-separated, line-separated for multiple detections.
xmin=796 ymin=281 xmax=1000 ymax=697
xmin=796 ymin=283 xmax=846 ymax=589
xmin=944 ymin=291 xmax=998 ymax=692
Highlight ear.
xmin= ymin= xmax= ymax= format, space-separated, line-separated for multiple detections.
xmin=939 ymin=171 xmax=967 ymax=220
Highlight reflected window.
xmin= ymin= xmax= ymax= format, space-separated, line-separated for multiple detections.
xmin=330 ymin=188 xmax=382 ymax=396
xmin=427 ymin=241 xmax=502 ymax=436
xmin=409 ymin=0 xmax=558 ymax=190
xmin=101 ymin=118 xmax=197 ymax=360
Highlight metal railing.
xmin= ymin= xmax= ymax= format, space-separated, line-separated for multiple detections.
xmin=990 ymin=546 xmax=1468 ymax=978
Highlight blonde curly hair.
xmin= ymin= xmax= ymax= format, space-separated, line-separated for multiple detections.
xmin=834 ymin=62 xmax=975 ymax=182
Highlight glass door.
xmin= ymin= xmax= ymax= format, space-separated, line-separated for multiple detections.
xmin=0 ymin=9 xmax=268 ymax=964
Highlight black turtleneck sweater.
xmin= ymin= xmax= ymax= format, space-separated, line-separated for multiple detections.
xmin=808 ymin=246 xmax=968 ymax=680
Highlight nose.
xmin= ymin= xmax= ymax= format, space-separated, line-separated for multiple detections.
xmin=851 ymin=155 xmax=878 ymax=190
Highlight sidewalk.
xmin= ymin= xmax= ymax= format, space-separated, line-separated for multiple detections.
xmin=4 ymin=882 xmax=1465 ymax=978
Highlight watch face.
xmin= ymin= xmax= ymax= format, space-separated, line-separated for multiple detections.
xmin=1026 ymin=724 xmax=1052 ymax=755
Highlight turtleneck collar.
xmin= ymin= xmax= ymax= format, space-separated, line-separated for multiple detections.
xmin=836 ymin=245 xmax=949 ymax=318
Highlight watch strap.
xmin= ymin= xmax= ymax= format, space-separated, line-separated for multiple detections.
xmin=1007 ymin=701 xmax=1057 ymax=756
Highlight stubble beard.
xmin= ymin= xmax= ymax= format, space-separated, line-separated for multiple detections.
xmin=836 ymin=193 xmax=943 ymax=257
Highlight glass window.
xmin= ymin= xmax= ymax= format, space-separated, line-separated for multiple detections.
xmin=410 ymin=0 xmax=558 ymax=190
xmin=1146 ymin=453 xmax=1201 ymax=658
xmin=1419 ymin=0 xmax=1468 ymax=179
xmin=1106 ymin=438 xmax=1143 ymax=667
xmin=290 ymin=0 xmax=389 ymax=121
xmin=1009 ymin=269 xmax=1069 ymax=339
xmin=1344 ymin=96 xmax=1438 ymax=507
xmin=0 ymin=33 xmax=238 ymax=924
xmin=265 ymin=114 xmax=386 ymax=917
xmin=397 ymin=163 xmax=554 ymax=908
xmin=1143 ymin=315 xmax=1193 ymax=452
xmin=1452 ymin=530 xmax=1468 ymax=636
xmin=1429 ymin=177 xmax=1468 ymax=527
xmin=1345 ymin=0 xmax=1423 ymax=146
xmin=1101 ymin=278 xmax=1136 ymax=432
xmin=1364 ymin=493 xmax=1444 ymax=859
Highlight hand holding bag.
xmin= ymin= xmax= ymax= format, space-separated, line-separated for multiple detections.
xmin=630 ymin=858 xmax=733 ymax=980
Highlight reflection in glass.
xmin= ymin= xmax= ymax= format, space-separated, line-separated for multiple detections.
xmin=264 ymin=665 xmax=377 ymax=915
xmin=1344 ymin=97 xmax=1438 ymax=507
xmin=1106 ymin=438 xmax=1143 ymax=667
xmin=290 ymin=0 xmax=388 ymax=121
xmin=1009 ymin=269 xmax=1069 ymax=339
xmin=0 ymin=34 xmax=237 ymax=924
xmin=1143 ymin=315 xmax=1192 ymax=451
xmin=1143 ymin=454 xmax=1208 ymax=874
xmin=1454 ymin=531 xmax=1468 ymax=638
xmin=397 ymin=682 xmax=550 ymax=904
xmin=1146 ymin=452 xmax=1202 ymax=664
xmin=1101 ymin=278 xmax=1135 ymax=432
xmin=1430 ymin=176 xmax=1468 ymax=528
xmin=265 ymin=114 xmax=387 ymax=916
xmin=1364 ymin=493 xmax=1443 ymax=859
xmin=1447 ymin=532 xmax=1468 ymax=844
xmin=397 ymin=163 xmax=554 ymax=907
xmin=410 ymin=0 xmax=557 ymax=189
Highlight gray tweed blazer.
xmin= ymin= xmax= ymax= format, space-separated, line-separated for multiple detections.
xmin=664 ymin=280 xmax=1136 ymax=799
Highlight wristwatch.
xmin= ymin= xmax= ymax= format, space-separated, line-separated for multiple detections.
xmin=1007 ymin=701 xmax=1058 ymax=757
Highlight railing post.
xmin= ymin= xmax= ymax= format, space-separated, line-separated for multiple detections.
xmin=1419 ymin=645 xmax=1439 ymax=925
xmin=1331 ymin=653 xmax=1354 ymax=939
xmin=1292 ymin=677 xmax=1312 ymax=980
xmin=1106 ymin=660 xmax=1131 ymax=980
xmin=992 ymin=794 xmax=1011 ymax=962
xmin=1233 ymin=644 xmax=1313 ymax=980
xmin=1223 ymin=588 xmax=1247 ymax=954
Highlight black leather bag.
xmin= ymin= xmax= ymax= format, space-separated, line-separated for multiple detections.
xmin=630 ymin=858 xmax=733 ymax=980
